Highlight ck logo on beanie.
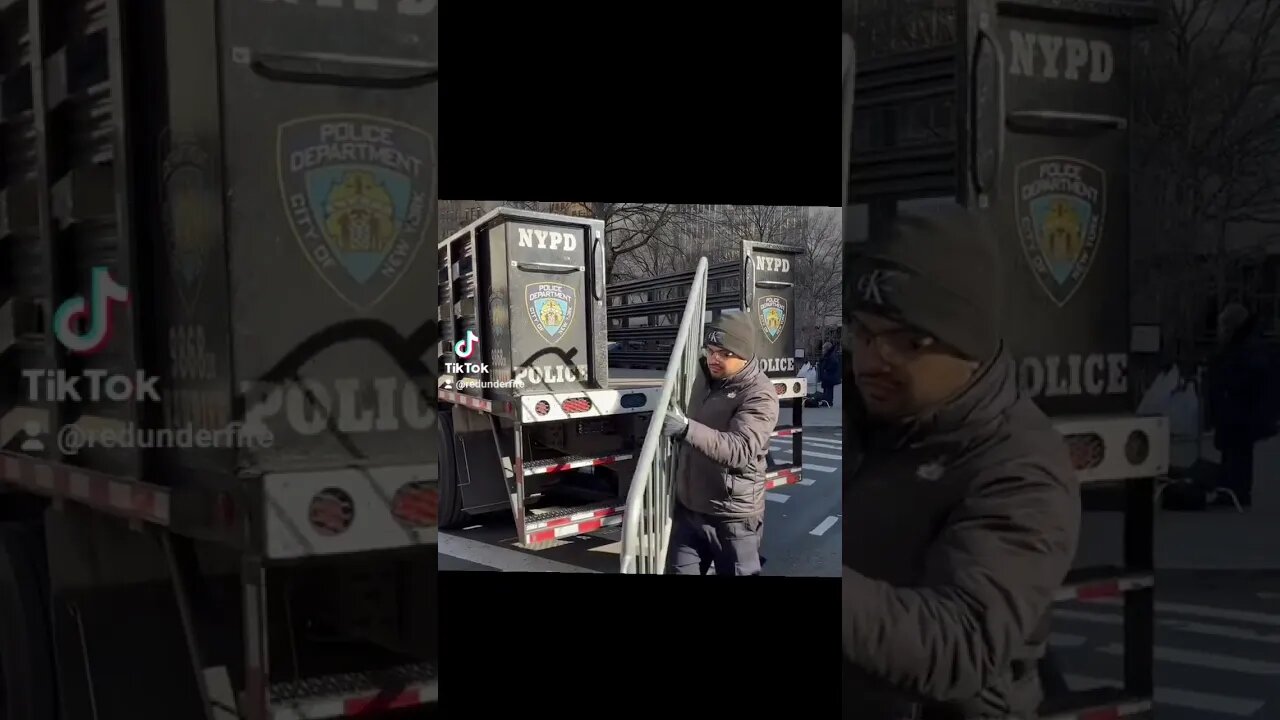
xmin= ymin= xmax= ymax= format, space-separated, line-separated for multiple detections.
xmin=857 ymin=269 xmax=892 ymax=306
xmin=707 ymin=329 xmax=726 ymax=346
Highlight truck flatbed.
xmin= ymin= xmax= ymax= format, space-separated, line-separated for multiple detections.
xmin=607 ymin=377 xmax=664 ymax=389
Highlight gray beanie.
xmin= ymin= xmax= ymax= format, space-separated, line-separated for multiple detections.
xmin=847 ymin=204 xmax=1001 ymax=361
xmin=705 ymin=309 xmax=755 ymax=359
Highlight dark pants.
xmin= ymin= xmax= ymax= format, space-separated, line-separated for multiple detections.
xmin=822 ymin=382 xmax=837 ymax=405
xmin=1221 ymin=442 xmax=1255 ymax=506
xmin=666 ymin=503 xmax=764 ymax=576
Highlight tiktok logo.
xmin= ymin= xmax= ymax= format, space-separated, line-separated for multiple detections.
xmin=52 ymin=266 xmax=130 ymax=355
xmin=453 ymin=330 xmax=479 ymax=359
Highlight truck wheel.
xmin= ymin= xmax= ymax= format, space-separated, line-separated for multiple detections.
xmin=0 ymin=522 xmax=57 ymax=720
xmin=438 ymin=410 xmax=471 ymax=529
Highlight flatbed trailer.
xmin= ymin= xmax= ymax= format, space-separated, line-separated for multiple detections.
xmin=0 ymin=1 xmax=439 ymax=718
xmin=435 ymin=207 xmax=808 ymax=562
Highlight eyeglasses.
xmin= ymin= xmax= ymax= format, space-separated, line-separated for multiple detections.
xmin=702 ymin=346 xmax=740 ymax=361
xmin=849 ymin=316 xmax=935 ymax=366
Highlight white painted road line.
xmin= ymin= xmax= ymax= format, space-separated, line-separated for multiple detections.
xmin=794 ymin=449 xmax=844 ymax=461
xmin=770 ymin=452 xmax=838 ymax=474
xmin=802 ymin=437 xmax=844 ymax=448
xmin=1154 ymin=601 xmax=1280 ymax=628
xmin=810 ymin=515 xmax=839 ymax=536
xmin=1097 ymin=643 xmax=1280 ymax=675
xmin=766 ymin=492 xmax=789 ymax=503
xmin=440 ymin=533 xmax=600 ymax=573
xmin=1092 ymin=598 xmax=1280 ymax=628
xmin=1058 ymin=607 xmax=1280 ymax=643
xmin=802 ymin=463 xmax=838 ymax=473
xmin=1065 ymin=675 xmax=1266 ymax=717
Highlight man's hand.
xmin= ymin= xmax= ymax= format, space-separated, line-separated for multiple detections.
xmin=662 ymin=404 xmax=690 ymax=440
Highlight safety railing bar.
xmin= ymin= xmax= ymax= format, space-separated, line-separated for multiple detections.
xmin=620 ymin=256 xmax=710 ymax=574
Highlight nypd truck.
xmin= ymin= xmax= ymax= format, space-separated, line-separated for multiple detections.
xmin=0 ymin=1 xmax=438 ymax=718
xmin=435 ymin=207 xmax=808 ymax=556
xmin=848 ymin=0 xmax=1167 ymax=717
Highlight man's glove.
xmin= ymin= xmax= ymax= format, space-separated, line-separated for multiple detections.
xmin=662 ymin=404 xmax=690 ymax=440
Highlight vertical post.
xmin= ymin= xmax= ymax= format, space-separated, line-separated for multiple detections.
xmin=1123 ymin=475 xmax=1155 ymax=697
xmin=511 ymin=419 xmax=526 ymax=542
xmin=106 ymin=0 xmax=149 ymax=482
xmin=241 ymin=557 xmax=270 ymax=720
xmin=28 ymin=0 xmax=64 ymax=459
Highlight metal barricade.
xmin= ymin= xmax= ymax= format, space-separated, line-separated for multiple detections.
xmin=619 ymin=257 xmax=710 ymax=574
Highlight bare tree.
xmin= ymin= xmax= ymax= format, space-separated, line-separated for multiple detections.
xmin=789 ymin=209 xmax=844 ymax=353
xmin=1133 ymin=0 xmax=1280 ymax=351
xmin=854 ymin=0 xmax=956 ymax=60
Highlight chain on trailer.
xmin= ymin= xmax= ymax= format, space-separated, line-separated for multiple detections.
xmin=849 ymin=0 xmax=1166 ymax=717
xmin=1 ymin=0 xmax=439 ymax=717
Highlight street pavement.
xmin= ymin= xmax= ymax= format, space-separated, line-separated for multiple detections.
xmin=439 ymin=423 xmax=843 ymax=576
xmin=1048 ymin=571 xmax=1280 ymax=719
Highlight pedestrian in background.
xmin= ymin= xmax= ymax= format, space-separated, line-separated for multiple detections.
xmin=820 ymin=340 xmax=842 ymax=406
xmin=1206 ymin=303 xmax=1274 ymax=509
xmin=661 ymin=309 xmax=779 ymax=575
xmin=843 ymin=205 xmax=1081 ymax=720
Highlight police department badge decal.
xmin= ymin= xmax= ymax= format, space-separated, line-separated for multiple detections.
xmin=758 ymin=295 xmax=787 ymax=344
xmin=277 ymin=114 xmax=436 ymax=310
xmin=526 ymin=282 xmax=576 ymax=344
xmin=1014 ymin=156 xmax=1106 ymax=307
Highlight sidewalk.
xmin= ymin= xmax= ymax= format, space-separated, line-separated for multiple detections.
xmin=1075 ymin=434 xmax=1280 ymax=571
xmin=801 ymin=404 xmax=843 ymax=428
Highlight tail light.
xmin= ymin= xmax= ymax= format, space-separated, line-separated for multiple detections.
xmin=561 ymin=397 xmax=592 ymax=413
xmin=1064 ymin=434 xmax=1105 ymax=470
xmin=391 ymin=481 xmax=438 ymax=527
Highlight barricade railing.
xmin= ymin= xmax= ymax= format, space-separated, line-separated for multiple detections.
xmin=619 ymin=257 xmax=710 ymax=574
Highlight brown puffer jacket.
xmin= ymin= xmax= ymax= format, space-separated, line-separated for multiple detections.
xmin=674 ymin=358 xmax=780 ymax=520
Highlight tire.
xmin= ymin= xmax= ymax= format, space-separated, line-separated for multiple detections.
xmin=437 ymin=410 xmax=471 ymax=529
xmin=0 ymin=521 xmax=57 ymax=720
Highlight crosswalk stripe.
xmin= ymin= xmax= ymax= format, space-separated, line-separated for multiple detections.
xmin=768 ymin=438 xmax=839 ymax=448
xmin=1097 ymin=643 xmax=1280 ymax=675
xmin=1064 ymin=675 xmax=1265 ymax=717
xmin=766 ymin=448 xmax=836 ymax=476
xmin=765 ymin=493 xmax=789 ymax=503
xmin=1090 ymin=598 xmax=1280 ymax=628
xmin=791 ymin=449 xmax=843 ymax=460
xmin=1056 ymin=607 xmax=1280 ymax=644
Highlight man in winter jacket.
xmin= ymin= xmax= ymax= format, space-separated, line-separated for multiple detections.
xmin=843 ymin=205 xmax=1081 ymax=719
xmin=662 ymin=309 xmax=780 ymax=576
xmin=820 ymin=341 xmax=843 ymax=406
xmin=1206 ymin=303 xmax=1273 ymax=508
